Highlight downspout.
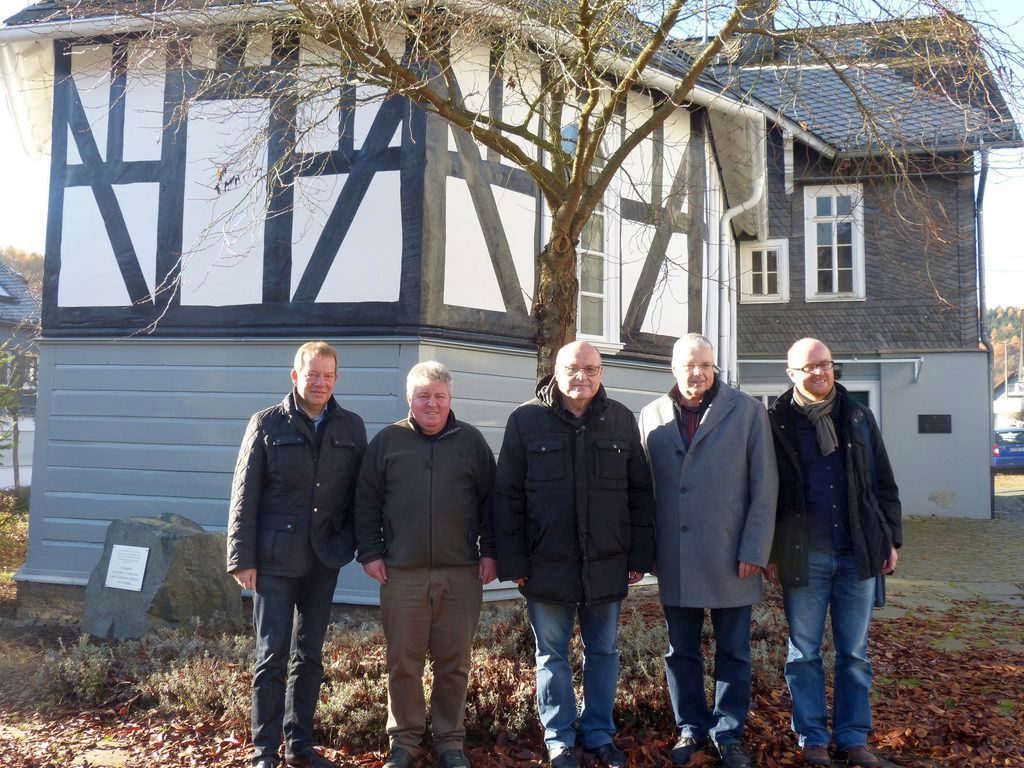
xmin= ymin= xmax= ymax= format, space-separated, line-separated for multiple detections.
xmin=977 ymin=149 xmax=994 ymax=519
xmin=717 ymin=120 xmax=766 ymax=384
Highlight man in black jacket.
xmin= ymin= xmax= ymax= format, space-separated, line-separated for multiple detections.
xmin=494 ymin=341 xmax=655 ymax=768
xmin=355 ymin=361 xmax=496 ymax=768
xmin=227 ymin=342 xmax=367 ymax=768
xmin=767 ymin=338 xmax=901 ymax=768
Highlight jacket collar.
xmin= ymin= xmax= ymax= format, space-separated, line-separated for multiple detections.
xmin=536 ymin=374 xmax=608 ymax=423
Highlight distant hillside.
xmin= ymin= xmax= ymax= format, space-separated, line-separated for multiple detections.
xmin=0 ymin=246 xmax=42 ymax=300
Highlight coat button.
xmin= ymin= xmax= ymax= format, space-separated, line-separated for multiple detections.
xmin=680 ymin=487 xmax=687 ymax=494
xmin=680 ymin=525 xmax=689 ymax=532
xmin=675 ymin=450 xmax=683 ymax=457
xmin=313 ymin=507 xmax=318 ymax=513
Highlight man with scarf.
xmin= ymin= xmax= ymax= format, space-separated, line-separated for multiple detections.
xmin=766 ymin=338 xmax=901 ymax=768
xmin=639 ymin=334 xmax=777 ymax=768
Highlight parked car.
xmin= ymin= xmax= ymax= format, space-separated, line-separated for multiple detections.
xmin=993 ymin=428 xmax=1024 ymax=473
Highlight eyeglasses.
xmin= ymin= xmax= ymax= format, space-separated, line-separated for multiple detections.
xmin=683 ymin=363 xmax=715 ymax=373
xmin=303 ymin=371 xmax=337 ymax=383
xmin=563 ymin=365 xmax=602 ymax=378
xmin=788 ymin=361 xmax=835 ymax=375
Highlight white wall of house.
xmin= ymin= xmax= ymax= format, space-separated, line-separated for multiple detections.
xmin=0 ymin=416 xmax=33 ymax=488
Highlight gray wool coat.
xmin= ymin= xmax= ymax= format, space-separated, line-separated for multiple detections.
xmin=639 ymin=383 xmax=778 ymax=608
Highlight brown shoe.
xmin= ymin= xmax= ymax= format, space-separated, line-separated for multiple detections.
xmin=839 ymin=745 xmax=881 ymax=767
xmin=801 ymin=744 xmax=831 ymax=767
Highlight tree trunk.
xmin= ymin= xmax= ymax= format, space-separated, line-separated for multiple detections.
xmin=533 ymin=223 xmax=579 ymax=380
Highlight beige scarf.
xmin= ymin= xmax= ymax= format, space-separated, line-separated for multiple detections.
xmin=793 ymin=386 xmax=839 ymax=456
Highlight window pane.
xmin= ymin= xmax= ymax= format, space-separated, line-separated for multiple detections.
xmin=752 ymin=250 xmax=763 ymax=273
xmin=817 ymin=222 xmax=832 ymax=246
xmin=580 ymin=252 xmax=604 ymax=293
xmin=837 ymin=245 xmax=853 ymax=269
xmin=818 ymin=269 xmax=832 ymax=292
xmin=837 ymin=194 xmax=852 ymax=216
xmin=838 ymin=269 xmax=853 ymax=292
xmin=818 ymin=246 xmax=832 ymax=270
xmin=837 ymin=221 xmax=852 ymax=246
xmin=816 ymin=196 xmax=832 ymax=217
xmin=580 ymin=295 xmax=603 ymax=335
xmin=753 ymin=273 xmax=763 ymax=294
xmin=766 ymin=250 xmax=777 ymax=272
xmin=582 ymin=214 xmax=604 ymax=253
xmin=767 ymin=273 xmax=778 ymax=294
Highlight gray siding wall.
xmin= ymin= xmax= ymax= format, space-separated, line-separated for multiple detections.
xmin=20 ymin=338 xmax=671 ymax=604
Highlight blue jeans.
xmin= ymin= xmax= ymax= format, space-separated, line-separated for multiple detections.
xmin=251 ymin=561 xmax=339 ymax=765
xmin=526 ymin=599 xmax=622 ymax=754
xmin=663 ymin=605 xmax=752 ymax=746
xmin=783 ymin=549 xmax=875 ymax=750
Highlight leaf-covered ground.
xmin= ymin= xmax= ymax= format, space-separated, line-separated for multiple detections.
xmin=0 ymin=588 xmax=1021 ymax=768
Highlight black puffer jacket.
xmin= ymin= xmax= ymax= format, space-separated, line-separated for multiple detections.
xmin=768 ymin=383 xmax=902 ymax=588
xmin=227 ymin=392 xmax=367 ymax=577
xmin=494 ymin=377 xmax=655 ymax=605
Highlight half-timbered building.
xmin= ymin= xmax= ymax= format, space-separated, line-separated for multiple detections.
xmin=0 ymin=3 xmax=1018 ymax=616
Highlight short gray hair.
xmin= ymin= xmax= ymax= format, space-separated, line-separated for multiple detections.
xmin=672 ymin=333 xmax=714 ymax=365
xmin=406 ymin=361 xmax=453 ymax=398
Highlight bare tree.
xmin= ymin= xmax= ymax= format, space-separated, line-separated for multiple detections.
xmin=28 ymin=0 xmax=1022 ymax=376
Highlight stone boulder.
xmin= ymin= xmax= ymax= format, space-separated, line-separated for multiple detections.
xmin=82 ymin=512 xmax=244 ymax=640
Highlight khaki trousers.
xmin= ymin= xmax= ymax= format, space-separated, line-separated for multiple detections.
xmin=380 ymin=565 xmax=482 ymax=756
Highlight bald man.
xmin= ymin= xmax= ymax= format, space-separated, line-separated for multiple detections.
xmin=494 ymin=341 xmax=655 ymax=768
xmin=767 ymin=338 xmax=901 ymax=768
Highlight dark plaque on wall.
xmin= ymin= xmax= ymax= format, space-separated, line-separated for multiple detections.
xmin=918 ymin=414 xmax=952 ymax=434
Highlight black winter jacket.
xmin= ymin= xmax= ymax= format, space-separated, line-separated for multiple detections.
xmin=226 ymin=392 xmax=367 ymax=577
xmin=494 ymin=377 xmax=656 ymax=605
xmin=768 ymin=383 xmax=902 ymax=587
xmin=353 ymin=411 xmax=496 ymax=568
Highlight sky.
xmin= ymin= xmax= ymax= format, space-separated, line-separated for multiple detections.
xmin=0 ymin=0 xmax=1022 ymax=307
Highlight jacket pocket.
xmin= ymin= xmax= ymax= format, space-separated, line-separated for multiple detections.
xmin=526 ymin=439 xmax=566 ymax=483
xmin=268 ymin=434 xmax=306 ymax=470
xmin=594 ymin=438 xmax=629 ymax=481
xmin=257 ymin=514 xmax=297 ymax=566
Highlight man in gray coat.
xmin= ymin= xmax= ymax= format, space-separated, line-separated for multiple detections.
xmin=639 ymin=334 xmax=778 ymax=768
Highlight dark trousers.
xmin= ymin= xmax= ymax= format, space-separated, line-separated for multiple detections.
xmin=251 ymin=561 xmax=340 ymax=764
xmin=663 ymin=605 xmax=753 ymax=746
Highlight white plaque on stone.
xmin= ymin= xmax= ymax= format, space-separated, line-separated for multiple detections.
xmin=105 ymin=544 xmax=150 ymax=591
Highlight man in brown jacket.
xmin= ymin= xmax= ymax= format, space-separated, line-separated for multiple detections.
xmin=227 ymin=341 xmax=367 ymax=768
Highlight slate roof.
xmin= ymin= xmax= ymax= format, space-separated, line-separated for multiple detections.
xmin=713 ymin=16 xmax=1021 ymax=155
xmin=0 ymin=262 xmax=40 ymax=330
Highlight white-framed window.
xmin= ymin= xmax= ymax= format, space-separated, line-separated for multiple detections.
xmin=558 ymin=123 xmax=623 ymax=351
xmin=803 ymin=184 xmax=865 ymax=301
xmin=740 ymin=239 xmax=789 ymax=303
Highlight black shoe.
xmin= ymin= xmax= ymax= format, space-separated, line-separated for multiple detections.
xmin=438 ymin=750 xmax=472 ymax=768
xmin=587 ymin=743 xmax=627 ymax=768
xmin=716 ymin=742 xmax=751 ymax=768
xmin=550 ymin=747 xmax=580 ymax=768
xmin=285 ymin=751 xmax=342 ymax=768
xmin=382 ymin=748 xmax=415 ymax=768
xmin=670 ymin=735 xmax=704 ymax=765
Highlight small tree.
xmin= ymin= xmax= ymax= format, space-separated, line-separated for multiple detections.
xmin=0 ymin=342 xmax=33 ymax=493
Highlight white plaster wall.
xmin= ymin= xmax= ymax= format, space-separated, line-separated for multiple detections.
xmin=180 ymin=98 xmax=268 ymax=306
xmin=59 ymin=187 xmax=131 ymax=307
xmin=641 ymin=232 xmax=688 ymax=336
xmin=314 ymin=172 xmax=403 ymax=303
xmin=444 ymin=177 xmax=504 ymax=311
xmin=68 ymin=43 xmax=112 ymax=164
xmin=122 ymin=44 xmax=165 ymax=163
xmin=447 ymin=38 xmax=491 ymax=153
xmin=112 ymin=183 xmax=160 ymax=296
xmin=881 ymin=351 xmax=991 ymax=519
xmin=354 ymin=85 xmax=401 ymax=150
xmin=662 ymin=106 xmax=689 ymax=213
xmin=621 ymin=90 xmax=654 ymax=204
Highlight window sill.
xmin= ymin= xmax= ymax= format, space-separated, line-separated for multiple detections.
xmin=803 ymin=294 xmax=866 ymax=303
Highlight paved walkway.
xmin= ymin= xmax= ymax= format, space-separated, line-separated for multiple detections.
xmin=881 ymin=474 xmax=1024 ymax=616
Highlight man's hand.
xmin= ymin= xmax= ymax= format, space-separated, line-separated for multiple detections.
xmin=627 ymin=571 xmax=645 ymax=585
xmin=363 ymin=560 xmax=388 ymax=584
xmin=232 ymin=568 xmax=257 ymax=590
xmin=763 ymin=563 xmax=779 ymax=584
xmin=882 ymin=546 xmax=898 ymax=575
xmin=479 ymin=557 xmax=498 ymax=585
xmin=738 ymin=561 xmax=760 ymax=579
xmin=513 ymin=577 xmax=528 ymax=586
